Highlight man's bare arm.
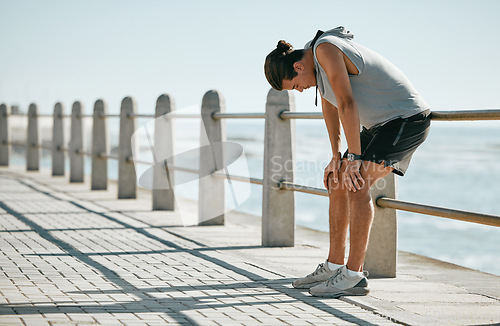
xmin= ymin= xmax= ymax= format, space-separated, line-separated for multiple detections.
xmin=316 ymin=42 xmax=361 ymax=156
xmin=316 ymin=42 xmax=365 ymax=191
xmin=321 ymin=96 xmax=341 ymax=156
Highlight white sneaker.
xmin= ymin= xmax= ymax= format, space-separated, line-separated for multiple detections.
xmin=309 ymin=265 xmax=369 ymax=298
xmin=292 ymin=261 xmax=342 ymax=289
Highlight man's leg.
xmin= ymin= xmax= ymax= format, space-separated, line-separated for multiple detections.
xmin=309 ymin=160 xmax=394 ymax=297
xmin=291 ymin=160 xmax=350 ymax=289
xmin=327 ymin=159 xmax=350 ymax=265
xmin=346 ymin=160 xmax=393 ymax=272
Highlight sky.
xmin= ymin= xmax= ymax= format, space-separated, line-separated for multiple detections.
xmin=1 ymin=0 xmax=500 ymax=116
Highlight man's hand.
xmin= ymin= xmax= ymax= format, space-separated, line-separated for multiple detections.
xmin=324 ymin=152 xmax=342 ymax=192
xmin=343 ymin=160 xmax=365 ymax=192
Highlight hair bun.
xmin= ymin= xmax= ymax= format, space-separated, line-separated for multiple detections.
xmin=276 ymin=40 xmax=292 ymax=55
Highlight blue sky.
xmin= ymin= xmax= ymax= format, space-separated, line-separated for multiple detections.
xmin=1 ymin=0 xmax=499 ymax=116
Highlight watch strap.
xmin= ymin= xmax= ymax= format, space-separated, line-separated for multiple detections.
xmin=347 ymin=153 xmax=362 ymax=161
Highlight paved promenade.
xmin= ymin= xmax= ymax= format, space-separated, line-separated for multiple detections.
xmin=0 ymin=166 xmax=499 ymax=325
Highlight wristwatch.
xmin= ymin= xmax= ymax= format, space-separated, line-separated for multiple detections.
xmin=346 ymin=153 xmax=362 ymax=162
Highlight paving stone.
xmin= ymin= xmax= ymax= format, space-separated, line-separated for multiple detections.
xmin=0 ymin=170 xmax=497 ymax=326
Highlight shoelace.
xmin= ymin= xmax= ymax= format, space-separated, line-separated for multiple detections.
xmin=325 ymin=268 xmax=343 ymax=287
xmin=325 ymin=269 xmax=369 ymax=287
xmin=311 ymin=263 xmax=325 ymax=276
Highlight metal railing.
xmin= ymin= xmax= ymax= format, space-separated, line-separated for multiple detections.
xmin=376 ymin=197 xmax=500 ymax=227
xmin=1 ymin=92 xmax=499 ymax=278
xmin=3 ymin=100 xmax=500 ymax=227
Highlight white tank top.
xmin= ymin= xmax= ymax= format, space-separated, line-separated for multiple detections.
xmin=304 ymin=27 xmax=429 ymax=129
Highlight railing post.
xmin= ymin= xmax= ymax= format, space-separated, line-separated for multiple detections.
xmin=91 ymin=100 xmax=108 ymax=190
xmin=365 ymin=173 xmax=398 ymax=278
xmin=0 ymin=104 xmax=9 ymax=166
xmin=198 ymin=90 xmax=225 ymax=225
xmin=52 ymin=103 xmax=65 ymax=176
xmin=118 ymin=96 xmax=137 ymax=199
xmin=26 ymin=104 xmax=40 ymax=171
xmin=152 ymin=94 xmax=175 ymax=210
xmin=262 ymin=89 xmax=296 ymax=247
xmin=69 ymin=101 xmax=84 ymax=182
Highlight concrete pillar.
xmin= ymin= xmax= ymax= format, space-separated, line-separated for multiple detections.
xmin=26 ymin=104 xmax=40 ymax=171
xmin=118 ymin=96 xmax=137 ymax=199
xmin=198 ymin=90 xmax=226 ymax=225
xmin=69 ymin=101 xmax=84 ymax=182
xmin=91 ymin=99 xmax=108 ymax=190
xmin=365 ymin=173 xmax=398 ymax=278
xmin=152 ymin=94 xmax=175 ymax=210
xmin=52 ymin=103 xmax=65 ymax=176
xmin=262 ymin=89 xmax=296 ymax=247
xmin=0 ymin=104 xmax=9 ymax=166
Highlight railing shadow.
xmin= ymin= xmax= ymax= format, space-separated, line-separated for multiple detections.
xmin=0 ymin=176 xmax=387 ymax=326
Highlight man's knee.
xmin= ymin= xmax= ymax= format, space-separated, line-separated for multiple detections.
xmin=345 ymin=160 xmax=393 ymax=199
xmin=328 ymin=159 xmax=350 ymax=194
xmin=328 ymin=172 xmax=348 ymax=195
xmin=346 ymin=185 xmax=372 ymax=202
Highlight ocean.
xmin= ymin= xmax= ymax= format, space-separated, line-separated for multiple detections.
xmin=10 ymin=117 xmax=500 ymax=276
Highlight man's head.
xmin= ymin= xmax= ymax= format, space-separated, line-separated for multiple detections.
xmin=264 ymin=40 xmax=316 ymax=92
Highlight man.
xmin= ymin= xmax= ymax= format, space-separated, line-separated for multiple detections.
xmin=264 ymin=26 xmax=431 ymax=297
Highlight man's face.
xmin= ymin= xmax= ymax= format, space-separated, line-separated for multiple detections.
xmin=281 ymin=62 xmax=316 ymax=92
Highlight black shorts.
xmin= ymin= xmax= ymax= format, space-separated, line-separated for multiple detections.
xmin=343 ymin=109 xmax=431 ymax=176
